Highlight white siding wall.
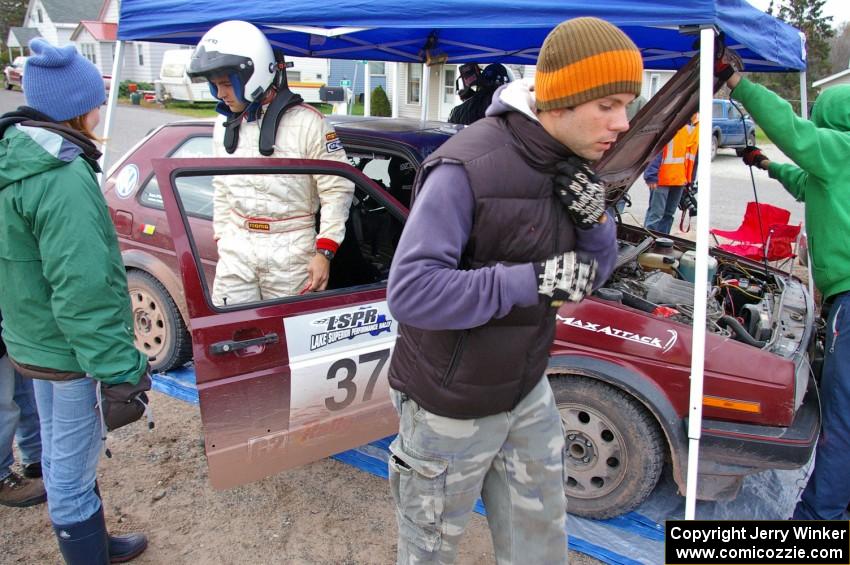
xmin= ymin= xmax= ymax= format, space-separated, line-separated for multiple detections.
xmin=100 ymin=42 xmax=115 ymax=77
xmin=104 ymin=0 xmax=120 ymax=23
xmin=397 ymin=63 xmax=421 ymax=119
xmin=55 ymin=25 xmax=74 ymax=46
xmin=287 ymin=56 xmax=329 ymax=83
xmin=28 ymin=0 xmax=59 ymax=45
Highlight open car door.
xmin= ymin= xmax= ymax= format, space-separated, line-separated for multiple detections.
xmin=152 ymin=156 xmax=403 ymax=489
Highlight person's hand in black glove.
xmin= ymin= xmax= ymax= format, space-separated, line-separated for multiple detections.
xmin=554 ymin=157 xmax=607 ymax=230
xmin=535 ymin=251 xmax=597 ymax=305
xmin=741 ymin=146 xmax=769 ymax=170
xmin=100 ymin=370 xmax=153 ymax=432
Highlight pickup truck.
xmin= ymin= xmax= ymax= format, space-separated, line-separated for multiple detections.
xmin=711 ymin=98 xmax=756 ymax=160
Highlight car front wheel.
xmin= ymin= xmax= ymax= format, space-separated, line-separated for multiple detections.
xmin=127 ymin=269 xmax=193 ymax=372
xmin=550 ymin=375 xmax=665 ymax=519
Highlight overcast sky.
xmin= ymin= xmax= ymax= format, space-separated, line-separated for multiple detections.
xmin=747 ymin=0 xmax=850 ymax=27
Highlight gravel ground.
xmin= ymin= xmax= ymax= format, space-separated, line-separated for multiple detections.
xmin=0 ymin=392 xmax=603 ymax=564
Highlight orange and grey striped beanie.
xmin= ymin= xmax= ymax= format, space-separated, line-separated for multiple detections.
xmin=535 ymin=17 xmax=643 ymax=112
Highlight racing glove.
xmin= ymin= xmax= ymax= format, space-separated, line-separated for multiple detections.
xmin=741 ymin=146 xmax=769 ymax=169
xmin=553 ymin=157 xmax=607 ymax=230
xmin=98 ymin=370 xmax=153 ymax=432
xmin=535 ymin=251 xmax=598 ymax=304
xmin=714 ymin=59 xmax=735 ymax=83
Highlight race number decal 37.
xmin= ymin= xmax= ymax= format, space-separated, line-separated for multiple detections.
xmin=284 ymin=302 xmax=396 ymax=425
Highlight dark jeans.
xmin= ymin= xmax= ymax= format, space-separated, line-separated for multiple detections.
xmin=793 ymin=291 xmax=850 ymax=519
xmin=644 ymin=185 xmax=684 ymax=234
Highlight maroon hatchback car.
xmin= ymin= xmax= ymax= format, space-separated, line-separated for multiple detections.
xmin=103 ymin=59 xmax=821 ymax=519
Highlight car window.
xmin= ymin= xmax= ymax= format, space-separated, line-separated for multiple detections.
xmin=139 ymin=135 xmax=214 ymax=218
xmin=712 ymin=102 xmax=723 ymax=120
xmin=172 ymin=165 xmax=407 ymax=308
xmin=729 ymin=106 xmax=742 ymax=121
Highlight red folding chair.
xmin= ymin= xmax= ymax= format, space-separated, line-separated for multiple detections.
xmin=717 ymin=222 xmax=801 ymax=266
xmin=710 ymin=202 xmax=791 ymax=246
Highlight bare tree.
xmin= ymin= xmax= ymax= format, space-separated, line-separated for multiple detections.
xmin=828 ymin=21 xmax=850 ymax=74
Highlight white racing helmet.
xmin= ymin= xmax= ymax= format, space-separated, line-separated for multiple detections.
xmin=187 ymin=20 xmax=276 ymax=104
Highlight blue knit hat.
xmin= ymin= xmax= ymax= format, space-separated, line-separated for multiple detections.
xmin=24 ymin=38 xmax=105 ymax=122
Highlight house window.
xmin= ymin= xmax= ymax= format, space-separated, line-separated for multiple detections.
xmin=81 ymin=44 xmax=97 ymax=65
xmin=649 ymin=74 xmax=660 ymax=97
xmin=369 ymin=62 xmax=386 ymax=76
xmin=407 ymin=63 xmax=421 ymax=104
xmin=37 ymin=8 xmax=43 ymax=23
xmin=137 ymin=45 xmax=144 ymax=67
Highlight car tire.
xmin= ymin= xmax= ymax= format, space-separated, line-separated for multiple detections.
xmin=710 ymin=134 xmax=718 ymax=161
xmin=550 ymin=375 xmax=665 ymax=519
xmin=4 ymin=81 xmax=11 ymax=91
xmin=127 ymin=269 xmax=193 ymax=372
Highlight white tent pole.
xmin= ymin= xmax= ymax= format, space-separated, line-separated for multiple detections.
xmin=685 ymin=26 xmax=716 ymax=521
xmin=391 ymin=62 xmax=399 ymax=118
xmin=364 ymin=60 xmax=371 ymax=116
xmin=99 ymin=40 xmax=125 ymax=182
xmin=420 ymin=63 xmax=429 ymax=121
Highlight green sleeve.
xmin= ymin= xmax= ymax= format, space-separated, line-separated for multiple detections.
xmin=732 ymin=78 xmax=850 ymax=184
xmin=30 ymin=161 xmax=146 ymax=384
xmin=767 ymin=162 xmax=807 ymax=201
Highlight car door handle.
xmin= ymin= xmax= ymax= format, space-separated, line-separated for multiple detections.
xmin=210 ymin=333 xmax=279 ymax=355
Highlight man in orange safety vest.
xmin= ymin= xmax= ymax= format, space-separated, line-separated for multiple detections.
xmin=643 ymin=113 xmax=699 ymax=233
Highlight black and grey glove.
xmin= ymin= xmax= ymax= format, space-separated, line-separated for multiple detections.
xmin=99 ymin=370 xmax=153 ymax=432
xmin=554 ymin=157 xmax=607 ymax=230
xmin=535 ymin=251 xmax=597 ymax=304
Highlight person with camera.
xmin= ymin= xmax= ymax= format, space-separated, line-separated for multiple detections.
xmin=386 ymin=17 xmax=639 ymax=563
xmin=0 ymin=38 xmax=150 ymax=563
xmin=716 ymin=55 xmax=850 ymax=521
xmin=448 ymin=63 xmax=512 ymax=126
xmin=643 ymin=113 xmax=699 ymax=234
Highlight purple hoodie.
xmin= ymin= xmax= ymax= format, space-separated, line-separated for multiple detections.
xmin=387 ymin=81 xmax=618 ymax=331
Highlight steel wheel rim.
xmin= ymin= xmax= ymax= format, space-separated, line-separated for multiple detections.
xmin=560 ymin=403 xmax=629 ymax=500
xmin=130 ymin=285 xmax=169 ymax=361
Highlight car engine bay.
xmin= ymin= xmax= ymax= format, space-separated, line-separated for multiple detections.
xmin=603 ymin=230 xmax=811 ymax=360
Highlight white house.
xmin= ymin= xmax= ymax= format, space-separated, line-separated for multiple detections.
xmin=812 ymin=68 xmax=850 ymax=92
xmin=19 ymin=0 xmax=102 ymax=47
xmin=6 ymin=27 xmax=41 ymax=60
xmin=70 ymin=0 xmax=185 ymax=84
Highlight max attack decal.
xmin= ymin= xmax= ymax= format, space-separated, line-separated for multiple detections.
xmin=557 ymin=315 xmax=678 ymax=353
xmin=309 ymin=307 xmax=392 ymax=351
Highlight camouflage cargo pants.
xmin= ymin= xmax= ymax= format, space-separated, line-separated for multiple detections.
xmin=388 ymin=376 xmax=567 ymax=564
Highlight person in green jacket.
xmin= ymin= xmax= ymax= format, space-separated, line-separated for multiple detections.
xmin=717 ymin=60 xmax=850 ymax=520
xmin=0 ymin=38 xmax=150 ymax=563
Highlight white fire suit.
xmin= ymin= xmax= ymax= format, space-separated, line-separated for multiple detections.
xmin=211 ymin=103 xmax=354 ymax=305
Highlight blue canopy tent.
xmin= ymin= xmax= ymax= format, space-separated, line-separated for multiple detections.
xmin=111 ymin=0 xmax=807 ymax=527
xmin=116 ymin=0 xmax=804 ymax=71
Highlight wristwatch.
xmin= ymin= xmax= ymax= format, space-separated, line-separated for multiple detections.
xmin=316 ymin=248 xmax=335 ymax=261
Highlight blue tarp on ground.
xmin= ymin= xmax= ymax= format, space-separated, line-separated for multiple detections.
xmin=152 ymin=368 xmax=809 ymax=565
xmin=117 ymin=0 xmax=805 ymax=72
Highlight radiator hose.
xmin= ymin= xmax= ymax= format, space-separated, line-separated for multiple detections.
xmin=718 ymin=315 xmax=767 ymax=348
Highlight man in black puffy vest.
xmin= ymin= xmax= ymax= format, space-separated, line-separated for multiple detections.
xmin=385 ymin=17 xmax=643 ymax=564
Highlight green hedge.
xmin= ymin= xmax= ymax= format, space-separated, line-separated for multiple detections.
xmin=370 ymin=85 xmax=391 ymax=117
xmin=118 ymin=80 xmax=154 ymax=97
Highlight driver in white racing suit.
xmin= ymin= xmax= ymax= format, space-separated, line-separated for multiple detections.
xmin=188 ymin=20 xmax=353 ymax=305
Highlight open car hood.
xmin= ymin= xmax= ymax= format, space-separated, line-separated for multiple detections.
xmin=597 ymin=55 xmax=725 ymax=207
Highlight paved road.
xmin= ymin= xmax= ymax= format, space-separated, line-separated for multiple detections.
xmin=0 ymin=88 xmax=805 ymax=233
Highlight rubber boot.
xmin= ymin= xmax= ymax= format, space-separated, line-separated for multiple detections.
xmin=52 ymin=505 xmax=109 ymax=565
xmin=92 ymin=482 xmax=149 ymax=563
